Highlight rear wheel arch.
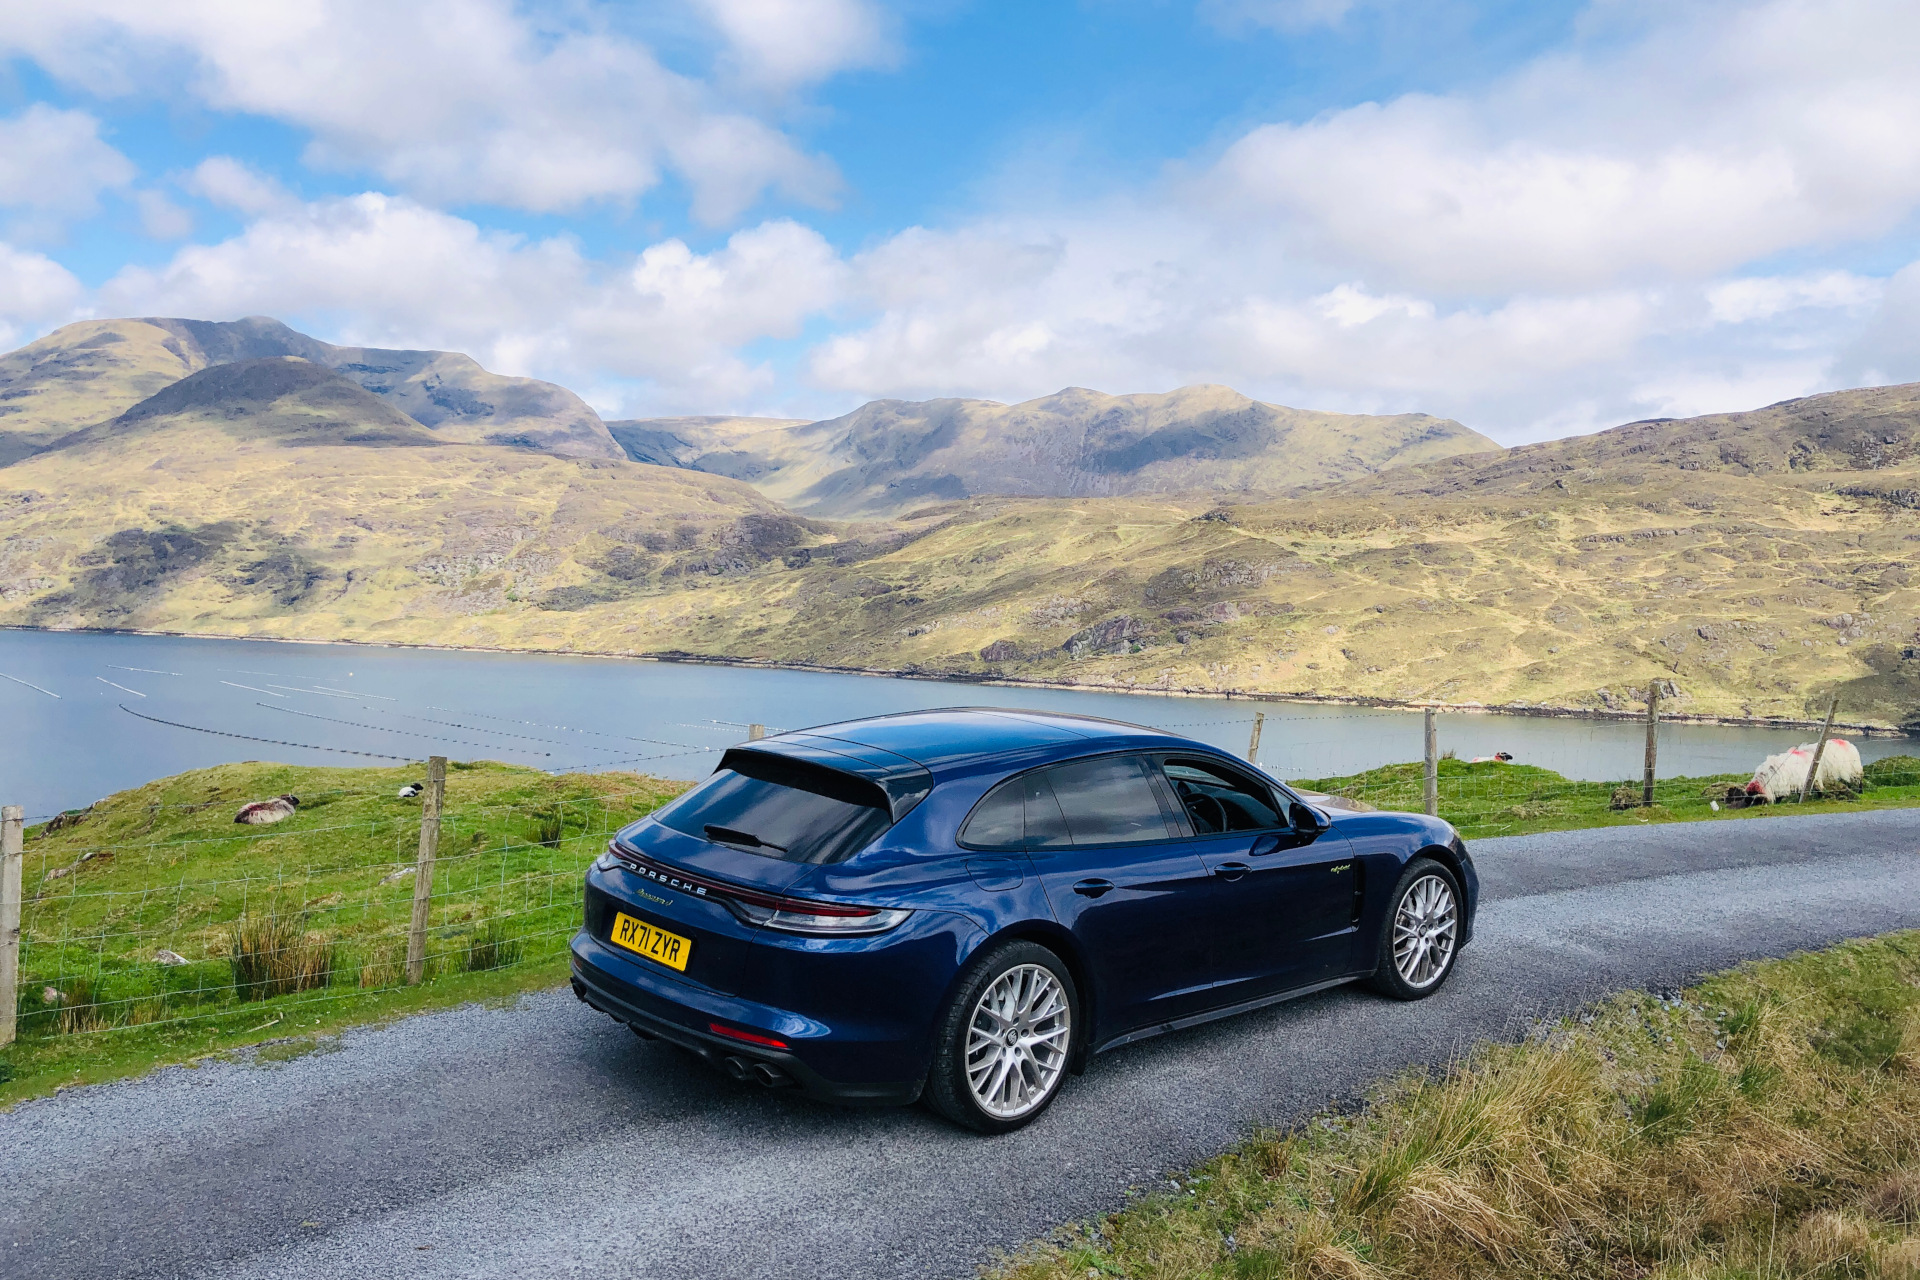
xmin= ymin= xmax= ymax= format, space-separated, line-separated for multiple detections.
xmin=960 ymin=922 xmax=1096 ymax=1072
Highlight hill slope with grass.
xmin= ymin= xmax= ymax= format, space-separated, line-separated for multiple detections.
xmin=0 ymin=380 xmax=801 ymax=637
xmin=0 ymin=316 xmax=622 ymax=462
xmin=613 ymin=385 xmax=1498 ymax=517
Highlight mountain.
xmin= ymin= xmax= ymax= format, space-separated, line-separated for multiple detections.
xmin=0 ymin=380 xmax=791 ymax=637
xmin=0 ymin=317 xmax=622 ymax=463
xmin=50 ymin=358 xmax=445 ymax=451
xmin=1354 ymin=381 xmax=1920 ymax=499
xmin=610 ymin=385 xmax=1498 ymax=517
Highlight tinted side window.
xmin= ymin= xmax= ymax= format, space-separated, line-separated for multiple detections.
xmin=1046 ymin=755 xmax=1173 ymax=845
xmin=959 ymin=777 xmax=1024 ymax=850
xmin=1023 ymin=771 xmax=1072 ymax=848
xmin=1162 ymin=757 xmax=1285 ymax=834
xmin=959 ymin=771 xmax=1074 ymax=849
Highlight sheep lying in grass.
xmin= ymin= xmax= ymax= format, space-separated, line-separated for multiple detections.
xmin=1742 ymin=740 xmax=1864 ymax=804
xmin=234 ymin=795 xmax=300 ymax=825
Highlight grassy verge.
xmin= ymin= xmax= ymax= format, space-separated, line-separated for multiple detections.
xmin=1298 ymin=754 xmax=1920 ymax=841
xmin=997 ymin=931 xmax=1920 ymax=1280
xmin=0 ymin=760 xmax=689 ymax=1107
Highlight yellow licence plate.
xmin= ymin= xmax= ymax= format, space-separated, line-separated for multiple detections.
xmin=609 ymin=912 xmax=693 ymax=973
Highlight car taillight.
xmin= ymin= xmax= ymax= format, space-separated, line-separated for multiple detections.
xmin=600 ymin=841 xmax=911 ymax=936
xmin=729 ymin=899 xmax=914 ymax=936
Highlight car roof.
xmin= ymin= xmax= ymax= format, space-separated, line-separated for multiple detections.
xmin=775 ymin=706 xmax=1182 ymax=775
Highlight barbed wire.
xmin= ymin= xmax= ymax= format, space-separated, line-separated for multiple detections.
xmin=117 ymin=704 xmax=415 ymax=760
xmin=259 ymin=702 xmax=549 ymax=755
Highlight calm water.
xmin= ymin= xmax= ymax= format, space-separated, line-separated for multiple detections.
xmin=0 ymin=629 xmax=1908 ymax=820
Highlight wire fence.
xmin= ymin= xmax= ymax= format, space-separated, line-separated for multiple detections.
xmin=6 ymin=774 xmax=675 ymax=1048
xmin=4 ymin=709 xmax=1916 ymax=1057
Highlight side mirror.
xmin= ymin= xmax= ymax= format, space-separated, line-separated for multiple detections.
xmin=1290 ymin=802 xmax=1329 ymax=837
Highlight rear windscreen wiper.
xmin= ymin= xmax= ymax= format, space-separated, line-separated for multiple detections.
xmin=704 ymin=824 xmax=788 ymax=852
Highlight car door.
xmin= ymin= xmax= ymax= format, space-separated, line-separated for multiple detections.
xmin=1025 ymin=754 xmax=1220 ymax=1035
xmin=1154 ymin=755 xmax=1360 ymax=1001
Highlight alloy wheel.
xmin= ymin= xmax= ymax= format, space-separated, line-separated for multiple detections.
xmin=1391 ymin=873 xmax=1458 ymax=989
xmin=965 ymin=963 xmax=1072 ymax=1119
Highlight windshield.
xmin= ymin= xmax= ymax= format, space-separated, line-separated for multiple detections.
xmin=652 ymin=751 xmax=895 ymax=864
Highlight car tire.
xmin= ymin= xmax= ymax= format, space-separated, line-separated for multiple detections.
xmin=1369 ymin=857 xmax=1463 ymax=1001
xmin=925 ymin=939 xmax=1080 ymax=1134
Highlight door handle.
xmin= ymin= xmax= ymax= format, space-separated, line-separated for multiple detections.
xmin=1215 ymin=862 xmax=1251 ymax=882
xmin=1072 ymin=878 xmax=1115 ymax=898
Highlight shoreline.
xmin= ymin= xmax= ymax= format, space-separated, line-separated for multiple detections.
xmin=5 ymin=622 xmax=1906 ymax=738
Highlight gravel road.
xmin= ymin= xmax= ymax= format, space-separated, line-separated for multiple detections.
xmin=6 ymin=808 xmax=1918 ymax=1280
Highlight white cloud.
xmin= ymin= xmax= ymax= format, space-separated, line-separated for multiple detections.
xmin=185 ymin=157 xmax=295 ymax=217
xmin=1201 ymin=0 xmax=1362 ymax=32
xmin=1706 ymin=272 xmax=1880 ymax=325
xmin=0 ymin=105 xmax=134 ymax=236
xmin=1208 ymin=0 xmax=1920 ymax=294
xmin=135 ymin=189 xmax=193 ymax=240
xmin=0 ymin=1 xmax=838 ymax=223
xmin=95 ymin=193 xmax=844 ymax=411
xmin=692 ymin=0 xmax=893 ymax=90
xmin=1837 ymin=258 xmax=1920 ymax=387
xmin=0 ymin=242 xmax=86 ymax=349
xmin=805 ymin=0 xmax=1920 ymax=438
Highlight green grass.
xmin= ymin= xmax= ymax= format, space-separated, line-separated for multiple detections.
xmin=0 ymin=759 xmax=687 ymax=1107
xmin=1297 ymin=754 xmax=1920 ymax=841
xmin=996 ymin=932 xmax=1920 ymax=1280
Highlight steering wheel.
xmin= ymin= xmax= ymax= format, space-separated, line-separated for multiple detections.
xmin=1176 ymin=781 xmax=1229 ymax=834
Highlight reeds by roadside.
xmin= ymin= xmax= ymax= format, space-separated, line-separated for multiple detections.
xmin=229 ymin=912 xmax=334 ymax=1000
xmin=998 ymin=932 xmax=1920 ymax=1280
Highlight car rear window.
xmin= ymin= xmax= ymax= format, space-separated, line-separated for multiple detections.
xmin=653 ymin=750 xmax=894 ymax=864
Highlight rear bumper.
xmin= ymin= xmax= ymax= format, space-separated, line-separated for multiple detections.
xmin=568 ymin=933 xmax=924 ymax=1106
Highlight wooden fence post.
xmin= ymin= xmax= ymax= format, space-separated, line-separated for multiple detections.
xmin=405 ymin=757 xmax=447 ymax=986
xmin=0 ymin=805 xmax=21 ymax=1050
xmin=1642 ymin=683 xmax=1661 ymax=808
xmin=1800 ymin=695 xmax=1841 ymax=803
xmin=1423 ymin=708 xmax=1438 ymax=817
xmin=748 ymin=724 xmax=765 ymax=741
xmin=1245 ymin=712 xmax=1265 ymax=764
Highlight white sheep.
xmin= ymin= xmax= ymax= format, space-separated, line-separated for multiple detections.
xmin=1744 ymin=739 xmax=1864 ymax=803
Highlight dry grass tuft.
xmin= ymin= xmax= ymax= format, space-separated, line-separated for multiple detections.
xmin=229 ymin=913 xmax=334 ymax=1000
xmin=995 ymin=931 xmax=1920 ymax=1280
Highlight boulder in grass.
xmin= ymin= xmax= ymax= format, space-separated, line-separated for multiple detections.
xmin=154 ymin=950 xmax=189 ymax=967
xmin=235 ymin=795 xmax=299 ymax=825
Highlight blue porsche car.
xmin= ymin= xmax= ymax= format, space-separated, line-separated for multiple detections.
xmin=570 ymin=707 xmax=1476 ymax=1132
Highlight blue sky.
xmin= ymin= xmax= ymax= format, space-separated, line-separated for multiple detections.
xmin=1 ymin=0 xmax=1918 ymax=440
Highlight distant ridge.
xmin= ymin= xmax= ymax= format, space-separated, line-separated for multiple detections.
xmin=0 ymin=316 xmax=622 ymax=463
xmin=612 ymin=384 xmax=1499 ymax=517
